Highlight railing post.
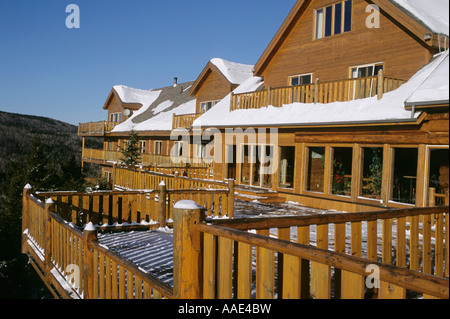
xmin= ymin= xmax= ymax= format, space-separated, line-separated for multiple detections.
xmin=429 ymin=187 xmax=436 ymax=207
xmin=314 ymin=78 xmax=319 ymax=104
xmin=159 ymin=181 xmax=167 ymax=228
xmin=44 ymin=198 xmax=55 ymax=284
xmin=82 ymin=222 xmax=98 ymax=299
xmin=111 ymin=163 xmax=117 ymax=189
xmin=227 ymin=179 xmax=235 ymax=218
xmin=377 ymin=69 xmax=384 ymax=100
xmin=21 ymin=184 xmax=33 ymax=254
xmin=173 ymin=200 xmax=204 ymax=299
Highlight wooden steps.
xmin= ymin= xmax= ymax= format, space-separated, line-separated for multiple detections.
xmin=235 ymin=185 xmax=286 ymax=204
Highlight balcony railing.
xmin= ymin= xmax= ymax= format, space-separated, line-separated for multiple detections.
xmin=230 ymin=72 xmax=405 ymax=111
xmin=78 ymin=121 xmax=119 ymax=136
xmin=172 ymin=113 xmax=201 ymax=129
xmin=82 ymin=148 xmax=213 ymax=167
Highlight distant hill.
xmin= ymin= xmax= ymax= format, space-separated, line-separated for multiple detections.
xmin=0 ymin=110 xmax=82 ymax=182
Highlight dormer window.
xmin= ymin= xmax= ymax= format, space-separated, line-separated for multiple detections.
xmin=200 ymin=100 xmax=220 ymax=113
xmin=315 ymin=0 xmax=352 ymax=40
xmin=109 ymin=112 xmax=122 ymax=123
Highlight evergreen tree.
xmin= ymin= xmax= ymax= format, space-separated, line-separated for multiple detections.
xmin=121 ymin=131 xmax=141 ymax=166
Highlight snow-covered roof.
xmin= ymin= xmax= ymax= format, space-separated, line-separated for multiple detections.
xmin=391 ymin=0 xmax=449 ymax=35
xmin=193 ymin=50 xmax=449 ymax=128
xmin=209 ymin=58 xmax=254 ymax=85
xmin=113 ymin=85 xmax=161 ymax=107
xmin=406 ymin=51 xmax=449 ymax=106
xmin=112 ymin=81 xmax=196 ymax=133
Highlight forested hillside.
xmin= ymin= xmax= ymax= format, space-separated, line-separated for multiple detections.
xmin=0 ymin=110 xmax=100 ymax=298
xmin=0 ymin=110 xmax=82 ymax=183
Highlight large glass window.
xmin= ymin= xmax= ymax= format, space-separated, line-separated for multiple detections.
xmin=360 ymin=147 xmax=383 ymax=199
xmin=391 ymin=148 xmax=418 ymax=204
xmin=331 ymin=147 xmax=353 ymax=196
xmin=306 ymin=147 xmax=325 ymax=193
xmin=428 ymin=148 xmax=449 ymax=206
xmin=240 ymin=145 xmax=251 ymax=184
xmin=279 ymin=147 xmax=295 ymax=189
xmin=261 ymin=145 xmax=274 ymax=188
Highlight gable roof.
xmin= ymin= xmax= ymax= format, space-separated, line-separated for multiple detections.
xmin=111 ymin=81 xmax=196 ymax=133
xmin=190 ymin=58 xmax=254 ymax=96
xmin=254 ymin=0 xmax=449 ymax=77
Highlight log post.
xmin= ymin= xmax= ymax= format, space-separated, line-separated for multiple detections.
xmin=44 ymin=198 xmax=55 ymax=284
xmin=159 ymin=181 xmax=167 ymax=228
xmin=82 ymin=222 xmax=98 ymax=299
xmin=377 ymin=69 xmax=384 ymax=100
xmin=173 ymin=200 xmax=204 ymax=299
xmin=227 ymin=179 xmax=235 ymax=218
xmin=21 ymin=184 xmax=33 ymax=254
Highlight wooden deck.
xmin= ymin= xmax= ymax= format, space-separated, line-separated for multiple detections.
xmin=22 ymin=184 xmax=448 ymax=299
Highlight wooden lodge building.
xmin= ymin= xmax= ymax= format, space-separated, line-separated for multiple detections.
xmin=79 ymin=0 xmax=449 ymax=213
xmin=22 ymin=0 xmax=449 ymax=301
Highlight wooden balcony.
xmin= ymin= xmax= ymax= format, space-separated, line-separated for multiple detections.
xmin=82 ymin=148 xmax=213 ymax=167
xmin=231 ymin=72 xmax=405 ymax=111
xmin=78 ymin=121 xmax=119 ymax=136
xmin=172 ymin=113 xmax=201 ymax=130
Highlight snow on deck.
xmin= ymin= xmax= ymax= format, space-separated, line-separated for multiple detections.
xmin=96 ymin=200 xmax=342 ymax=288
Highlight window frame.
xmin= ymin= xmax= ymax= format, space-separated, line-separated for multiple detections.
xmin=289 ymin=73 xmax=313 ymax=86
xmin=154 ymin=141 xmax=162 ymax=155
xmin=200 ymin=100 xmax=220 ymax=113
xmin=314 ymin=0 xmax=352 ymax=40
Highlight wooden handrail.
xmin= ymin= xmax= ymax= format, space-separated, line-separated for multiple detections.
xmin=194 ymin=222 xmax=449 ymax=299
xmin=230 ymin=74 xmax=405 ymax=111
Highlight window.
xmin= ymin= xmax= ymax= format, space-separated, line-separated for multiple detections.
xmin=239 ymin=144 xmax=274 ymax=187
xmin=279 ymin=147 xmax=295 ymax=189
xmin=241 ymin=145 xmax=251 ymax=184
xmin=350 ymin=63 xmax=383 ymax=79
xmin=109 ymin=112 xmax=122 ymax=123
xmin=104 ymin=171 xmax=111 ymax=183
xmin=315 ymin=0 xmax=352 ymax=40
xmin=427 ymin=148 xmax=449 ymax=206
xmin=289 ymin=74 xmax=313 ymax=86
xmin=139 ymin=141 xmax=146 ymax=154
xmin=391 ymin=148 xmax=418 ymax=204
xmin=154 ymin=141 xmax=162 ymax=155
xmin=200 ymin=100 xmax=220 ymax=113
xmin=173 ymin=142 xmax=183 ymax=157
xmin=306 ymin=147 xmax=325 ymax=193
xmin=360 ymin=147 xmax=383 ymax=199
xmin=331 ymin=147 xmax=353 ymax=196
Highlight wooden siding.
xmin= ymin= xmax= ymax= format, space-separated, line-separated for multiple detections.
xmin=194 ymin=69 xmax=234 ymax=114
xmin=260 ymin=0 xmax=432 ymax=88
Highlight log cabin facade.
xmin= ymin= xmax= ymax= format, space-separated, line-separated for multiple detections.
xmin=192 ymin=0 xmax=449 ymax=212
xmin=78 ymin=0 xmax=448 ymax=212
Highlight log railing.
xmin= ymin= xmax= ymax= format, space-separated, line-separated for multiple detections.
xmin=200 ymin=206 xmax=448 ymax=299
xmin=172 ymin=113 xmax=201 ymax=129
xmin=78 ymin=121 xmax=119 ymax=136
xmin=114 ymin=166 xmax=225 ymax=191
xmin=21 ymin=186 xmax=173 ymax=299
xmin=82 ymin=148 xmax=213 ymax=168
xmin=230 ymin=72 xmax=405 ymax=111
xmin=22 ymin=183 xmax=448 ymax=299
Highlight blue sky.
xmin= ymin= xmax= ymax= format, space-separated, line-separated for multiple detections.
xmin=0 ymin=0 xmax=296 ymax=125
